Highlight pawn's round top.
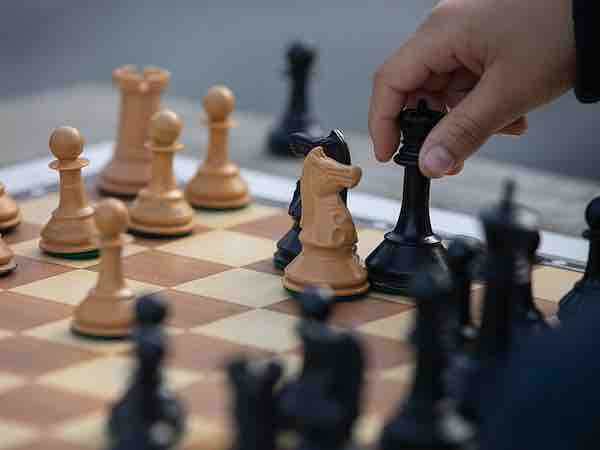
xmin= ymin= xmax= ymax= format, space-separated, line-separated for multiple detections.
xmin=287 ymin=40 xmax=317 ymax=68
xmin=585 ymin=197 xmax=600 ymax=230
xmin=203 ymin=86 xmax=235 ymax=122
xmin=49 ymin=126 xmax=84 ymax=160
xmin=94 ymin=198 xmax=129 ymax=237
xmin=149 ymin=109 xmax=182 ymax=146
xmin=410 ymin=262 xmax=452 ymax=303
xmin=136 ymin=294 xmax=168 ymax=326
xmin=447 ymin=236 xmax=482 ymax=268
xmin=298 ymin=285 xmax=333 ymax=322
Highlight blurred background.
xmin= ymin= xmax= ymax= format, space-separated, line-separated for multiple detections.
xmin=0 ymin=1 xmax=599 ymax=180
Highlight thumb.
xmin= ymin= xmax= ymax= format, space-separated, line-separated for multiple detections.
xmin=419 ymin=70 xmax=517 ymax=178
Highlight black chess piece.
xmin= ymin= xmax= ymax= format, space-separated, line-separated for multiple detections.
xmin=274 ymin=129 xmax=351 ymax=269
xmin=268 ymin=41 xmax=323 ymax=156
xmin=226 ymin=357 xmax=283 ymax=450
xmin=297 ymin=285 xmax=334 ymax=322
xmin=379 ymin=263 xmax=473 ymax=450
xmin=365 ymin=100 xmax=448 ymax=295
xmin=558 ymin=196 xmax=600 ymax=321
xmin=108 ymin=295 xmax=185 ymax=450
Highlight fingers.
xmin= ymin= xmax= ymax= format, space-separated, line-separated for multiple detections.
xmin=419 ymin=68 xmax=522 ymax=178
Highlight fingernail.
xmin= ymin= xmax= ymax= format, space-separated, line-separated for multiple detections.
xmin=422 ymin=146 xmax=455 ymax=177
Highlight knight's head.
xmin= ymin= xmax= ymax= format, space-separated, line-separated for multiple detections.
xmin=303 ymin=147 xmax=362 ymax=196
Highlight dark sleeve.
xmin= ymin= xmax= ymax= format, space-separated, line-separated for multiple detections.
xmin=573 ymin=0 xmax=600 ymax=103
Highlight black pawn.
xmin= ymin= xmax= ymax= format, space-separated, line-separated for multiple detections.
xmin=108 ymin=295 xmax=185 ymax=450
xmin=558 ymin=196 xmax=600 ymax=321
xmin=379 ymin=264 xmax=473 ymax=450
xmin=274 ymin=130 xmax=351 ymax=269
xmin=227 ymin=357 xmax=283 ymax=450
xmin=268 ymin=41 xmax=323 ymax=156
xmin=366 ymin=100 xmax=448 ymax=295
xmin=297 ymin=285 xmax=334 ymax=323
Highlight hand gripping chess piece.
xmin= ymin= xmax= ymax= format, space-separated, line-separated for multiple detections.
xmin=72 ymin=199 xmax=134 ymax=338
xmin=267 ymin=40 xmax=323 ymax=156
xmin=129 ymin=110 xmax=195 ymax=237
xmin=0 ymin=183 xmax=20 ymax=231
xmin=283 ymin=147 xmax=369 ymax=299
xmin=366 ymin=100 xmax=448 ymax=295
xmin=559 ymin=196 xmax=600 ymax=322
xmin=274 ymin=130 xmax=351 ymax=270
xmin=99 ymin=66 xmax=170 ymax=197
xmin=185 ymin=86 xmax=251 ymax=209
xmin=39 ymin=127 xmax=98 ymax=258
xmin=109 ymin=295 xmax=185 ymax=450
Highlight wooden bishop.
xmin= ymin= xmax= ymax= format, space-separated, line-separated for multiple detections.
xmin=72 ymin=198 xmax=134 ymax=338
xmin=283 ymin=147 xmax=369 ymax=299
xmin=129 ymin=109 xmax=194 ymax=236
xmin=39 ymin=127 xmax=98 ymax=257
xmin=98 ymin=65 xmax=170 ymax=197
xmin=185 ymin=85 xmax=251 ymax=209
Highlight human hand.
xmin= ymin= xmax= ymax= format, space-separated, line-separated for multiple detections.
xmin=369 ymin=0 xmax=576 ymax=178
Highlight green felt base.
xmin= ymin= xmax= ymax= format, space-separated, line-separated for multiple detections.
xmin=43 ymin=249 xmax=100 ymax=260
xmin=70 ymin=326 xmax=131 ymax=341
xmin=285 ymin=287 xmax=368 ymax=303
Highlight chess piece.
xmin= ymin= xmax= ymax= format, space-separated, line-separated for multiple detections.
xmin=109 ymin=295 xmax=185 ymax=449
xmin=185 ymin=86 xmax=251 ymax=209
xmin=558 ymin=197 xmax=600 ymax=322
xmin=227 ymin=357 xmax=283 ymax=450
xmin=0 ymin=235 xmax=16 ymax=275
xmin=283 ymin=147 xmax=368 ymax=299
xmin=99 ymin=66 xmax=170 ymax=197
xmin=379 ymin=264 xmax=473 ymax=450
xmin=0 ymin=183 xmax=20 ymax=231
xmin=72 ymin=199 xmax=134 ymax=338
xmin=274 ymin=130 xmax=351 ymax=269
xmin=39 ymin=127 xmax=98 ymax=258
xmin=365 ymin=100 xmax=448 ymax=295
xmin=297 ymin=285 xmax=334 ymax=323
xmin=129 ymin=110 xmax=195 ymax=237
xmin=268 ymin=41 xmax=323 ymax=156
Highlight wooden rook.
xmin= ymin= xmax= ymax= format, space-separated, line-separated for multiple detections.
xmin=185 ymin=86 xmax=251 ymax=209
xmin=39 ymin=127 xmax=98 ymax=258
xmin=99 ymin=65 xmax=170 ymax=197
xmin=129 ymin=109 xmax=195 ymax=237
xmin=0 ymin=183 xmax=20 ymax=231
xmin=283 ymin=147 xmax=369 ymax=299
xmin=72 ymin=198 xmax=134 ymax=338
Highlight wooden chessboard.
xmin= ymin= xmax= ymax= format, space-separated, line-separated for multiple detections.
xmin=0 ymin=168 xmax=583 ymax=450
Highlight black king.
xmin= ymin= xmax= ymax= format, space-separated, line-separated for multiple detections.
xmin=366 ymin=99 xmax=448 ymax=294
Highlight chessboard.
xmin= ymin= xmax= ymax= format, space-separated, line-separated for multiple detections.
xmin=0 ymin=142 xmax=583 ymax=450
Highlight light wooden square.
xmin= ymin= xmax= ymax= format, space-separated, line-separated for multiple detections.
xmin=533 ymin=266 xmax=582 ymax=303
xmin=51 ymin=411 xmax=106 ymax=448
xmin=379 ymin=363 xmax=415 ymax=383
xmin=157 ymin=230 xmax=276 ymax=267
xmin=0 ymin=329 xmax=13 ymax=340
xmin=11 ymin=238 xmax=147 ymax=269
xmin=0 ymin=372 xmax=25 ymax=395
xmin=183 ymin=415 xmax=231 ymax=450
xmin=0 ymin=419 xmax=39 ymax=449
xmin=38 ymin=355 xmax=201 ymax=399
xmin=10 ymin=269 xmax=162 ymax=305
xmin=19 ymin=193 xmax=59 ymax=225
xmin=356 ymin=228 xmax=385 ymax=262
xmin=174 ymin=268 xmax=288 ymax=308
xmin=194 ymin=204 xmax=281 ymax=229
xmin=192 ymin=309 xmax=300 ymax=352
xmin=357 ymin=311 xmax=416 ymax=342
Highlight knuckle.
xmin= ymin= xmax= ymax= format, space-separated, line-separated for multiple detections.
xmin=444 ymin=112 xmax=486 ymax=149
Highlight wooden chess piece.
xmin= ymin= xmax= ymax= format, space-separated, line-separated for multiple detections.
xmin=99 ymin=66 xmax=170 ymax=197
xmin=283 ymin=147 xmax=369 ymax=299
xmin=39 ymin=127 xmax=98 ymax=258
xmin=72 ymin=198 xmax=134 ymax=338
xmin=0 ymin=183 xmax=20 ymax=231
xmin=185 ymin=86 xmax=251 ymax=209
xmin=0 ymin=235 xmax=16 ymax=275
xmin=129 ymin=110 xmax=195 ymax=237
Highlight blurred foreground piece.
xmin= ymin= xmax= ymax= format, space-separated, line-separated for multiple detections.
xmin=0 ymin=182 xmax=20 ymax=231
xmin=185 ymin=86 xmax=251 ymax=209
xmin=283 ymin=147 xmax=368 ymax=299
xmin=99 ymin=66 xmax=170 ymax=196
xmin=227 ymin=358 xmax=283 ymax=450
xmin=268 ymin=41 xmax=323 ymax=156
xmin=109 ymin=295 xmax=185 ymax=449
xmin=366 ymin=100 xmax=448 ymax=295
xmin=129 ymin=110 xmax=194 ymax=237
xmin=380 ymin=264 xmax=473 ymax=450
xmin=274 ymin=130 xmax=351 ymax=269
xmin=72 ymin=199 xmax=134 ymax=338
xmin=558 ymin=196 xmax=600 ymax=321
xmin=39 ymin=127 xmax=98 ymax=258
